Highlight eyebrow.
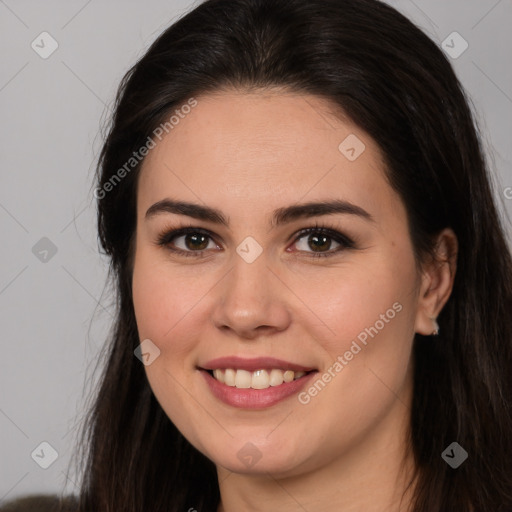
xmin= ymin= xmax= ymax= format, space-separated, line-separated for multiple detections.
xmin=145 ymin=198 xmax=374 ymax=227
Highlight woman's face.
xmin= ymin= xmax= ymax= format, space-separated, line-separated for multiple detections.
xmin=132 ymin=90 xmax=428 ymax=477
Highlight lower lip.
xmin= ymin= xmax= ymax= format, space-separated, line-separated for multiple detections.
xmin=200 ymin=369 xmax=317 ymax=409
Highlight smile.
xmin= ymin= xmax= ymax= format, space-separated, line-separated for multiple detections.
xmin=199 ymin=356 xmax=318 ymax=409
xmin=209 ymin=368 xmax=308 ymax=389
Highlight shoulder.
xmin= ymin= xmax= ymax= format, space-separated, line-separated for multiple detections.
xmin=0 ymin=494 xmax=78 ymax=512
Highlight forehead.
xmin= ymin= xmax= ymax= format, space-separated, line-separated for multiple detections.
xmin=137 ymin=90 xmax=402 ymax=227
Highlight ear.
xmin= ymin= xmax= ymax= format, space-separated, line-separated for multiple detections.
xmin=414 ymin=228 xmax=458 ymax=336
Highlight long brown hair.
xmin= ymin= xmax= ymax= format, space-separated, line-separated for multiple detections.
xmin=67 ymin=0 xmax=512 ymax=510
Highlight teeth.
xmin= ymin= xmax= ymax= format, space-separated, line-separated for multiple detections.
xmin=283 ymin=370 xmax=294 ymax=383
xmin=224 ymin=368 xmax=236 ymax=387
xmin=213 ymin=369 xmax=225 ymax=384
xmin=269 ymin=369 xmax=284 ymax=386
xmin=235 ymin=369 xmax=252 ymax=388
xmin=252 ymin=369 xmax=270 ymax=389
xmin=210 ymin=368 xmax=307 ymax=389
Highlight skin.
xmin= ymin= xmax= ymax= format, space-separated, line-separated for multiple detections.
xmin=131 ymin=90 xmax=458 ymax=512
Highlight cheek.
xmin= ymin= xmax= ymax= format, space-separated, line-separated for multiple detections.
xmin=292 ymin=255 xmax=418 ymax=448
xmin=131 ymin=247 xmax=211 ymax=350
xmin=298 ymin=249 xmax=419 ymax=422
xmin=296 ymin=255 xmax=417 ymax=352
xmin=131 ymin=248 xmax=212 ymax=439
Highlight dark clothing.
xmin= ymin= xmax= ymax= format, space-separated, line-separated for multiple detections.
xmin=0 ymin=495 xmax=78 ymax=512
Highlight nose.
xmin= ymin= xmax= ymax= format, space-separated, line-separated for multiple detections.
xmin=211 ymin=251 xmax=292 ymax=340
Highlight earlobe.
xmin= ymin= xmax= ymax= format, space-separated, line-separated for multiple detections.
xmin=414 ymin=228 xmax=458 ymax=336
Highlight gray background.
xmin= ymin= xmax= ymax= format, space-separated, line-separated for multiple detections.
xmin=1 ymin=0 xmax=511 ymax=503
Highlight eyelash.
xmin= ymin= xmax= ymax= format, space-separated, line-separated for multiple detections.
xmin=155 ymin=222 xmax=356 ymax=259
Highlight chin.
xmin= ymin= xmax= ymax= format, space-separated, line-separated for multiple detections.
xmin=205 ymin=441 xmax=314 ymax=477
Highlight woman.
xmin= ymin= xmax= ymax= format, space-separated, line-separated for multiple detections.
xmin=4 ymin=0 xmax=511 ymax=510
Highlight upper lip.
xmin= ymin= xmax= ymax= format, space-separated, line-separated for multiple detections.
xmin=200 ymin=356 xmax=316 ymax=372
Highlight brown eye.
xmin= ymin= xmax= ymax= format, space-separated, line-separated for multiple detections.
xmin=291 ymin=227 xmax=354 ymax=258
xmin=157 ymin=228 xmax=219 ymax=256
xmin=306 ymin=233 xmax=333 ymax=252
xmin=182 ymin=233 xmax=210 ymax=251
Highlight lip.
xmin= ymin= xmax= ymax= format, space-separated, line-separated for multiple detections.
xmin=200 ymin=356 xmax=315 ymax=372
xmin=200 ymin=369 xmax=318 ymax=409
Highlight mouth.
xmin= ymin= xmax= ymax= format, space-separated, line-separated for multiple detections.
xmin=204 ymin=368 xmax=313 ymax=389
xmin=198 ymin=356 xmax=318 ymax=409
